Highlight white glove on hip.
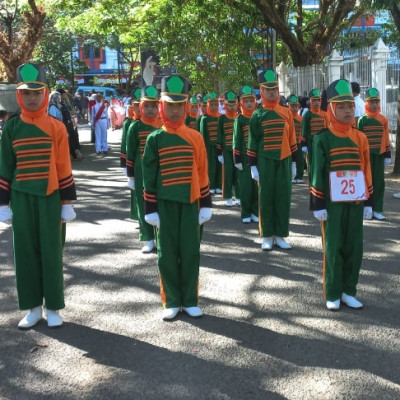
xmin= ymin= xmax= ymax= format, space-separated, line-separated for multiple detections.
xmin=384 ymin=158 xmax=391 ymax=167
xmin=313 ymin=209 xmax=328 ymax=222
xmin=127 ymin=177 xmax=135 ymax=190
xmin=122 ymin=167 xmax=127 ymax=176
xmin=251 ymin=166 xmax=259 ymax=182
xmin=234 ymin=163 xmax=243 ymax=171
xmin=291 ymin=162 xmax=297 ymax=180
xmin=0 ymin=205 xmax=12 ymax=225
xmin=363 ymin=206 xmax=373 ymax=220
xmin=198 ymin=207 xmax=212 ymax=225
xmin=218 ymin=155 xmax=224 ymax=164
xmin=145 ymin=212 xmax=160 ymax=228
xmin=301 ymin=146 xmax=308 ymax=154
xmin=61 ymin=204 xmax=76 ymax=222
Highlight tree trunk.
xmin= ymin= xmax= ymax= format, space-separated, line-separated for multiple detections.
xmin=0 ymin=0 xmax=46 ymax=82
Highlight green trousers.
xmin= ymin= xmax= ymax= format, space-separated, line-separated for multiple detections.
xmin=258 ymin=157 xmax=292 ymax=237
xmin=157 ymin=199 xmax=201 ymax=308
xmin=370 ymin=153 xmax=385 ymax=213
xmin=134 ymin=165 xmax=155 ymax=242
xmin=130 ymin=190 xmax=138 ymax=220
xmin=322 ymin=202 xmax=364 ymax=301
xmin=222 ymin=149 xmax=240 ymax=199
xmin=207 ymin=144 xmax=221 ymax=190
xmin=238 ymin=165 xmax=258 ymax=219
xmin=294 ymin=150 xmax=305 ymax=180
xmin=11 ymin=190 xmax=65 ymax=310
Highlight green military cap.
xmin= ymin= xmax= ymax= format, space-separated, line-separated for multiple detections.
xmin=160 ymin=75 xmax=189 ymax=103
xmin=258 ymin=69 xmax=279 ymax=88
xmin=224 ymin=90 xmax=237 ymax=104
xmin=16 ymin=63 xmax=47 ymax=90
xmin=365 ymin=87 xmax=380 ymax=101
xmin=238 ymin=85 xmax=255 ymax=98
xmin=207 ymin=91 xmax=218 ymax=101
xmin=131 ymin=88 xmax=142 ymax=103
xmin=189 ymin=96 xmax=198 ymax=104
xmin=327 ymin=79 xmax=355 ymax=102
xmin=201 ymin=94 xmax=209 ymax=104
xmin=288 ymin=94 xmax=299 ymax=104
xmin=141 ymin=85 xmax=159 ymax=101
xmin=308 ymin=89 xmax=321 ymax=99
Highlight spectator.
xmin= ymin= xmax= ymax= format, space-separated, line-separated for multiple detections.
xmin=351 ymin=81 xmax=365 ymax=121
xmin=56 ymin=88 xmax=83 ymax=161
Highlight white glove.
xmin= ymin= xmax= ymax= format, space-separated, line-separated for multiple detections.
xmin=145 ymin=212 xmax=160 ymax=228
xmin=198 ymin=207 xmax=212 ymax=225
xmin=234 ymin=163 xmax=243 ymax=171
xmin=127 ymin=177 xmax=135 ymax=190
xmin=122 ymin=167 xmax=127 ymax=176
xmin=302 ymin=146 xmax=308 ymax=154
xmin=384 ymin=158 xmax=391 ymax=167
xmin=291 ymin=162 xmax=297 ymax=180
xmin=251 ymin=166 xmax=259 ymax=182
xmin=218 ymin=155 xmax=224 ymax=164
xmin=363 ymin=206 xmax=373 ymax=220
xmin=313 ymin=209 xmax=328 ymax=222
xmin=0 ymin=205 xmax=12 ymax=225
xmin=61 ymin=204 xmax=76 ymax=222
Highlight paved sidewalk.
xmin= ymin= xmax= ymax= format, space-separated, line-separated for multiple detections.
xmin=1 ymin=124 xmax=399 ymax=399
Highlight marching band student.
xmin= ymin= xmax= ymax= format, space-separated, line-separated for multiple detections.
xmin=200 ymin=92 xmax=222 ymax=194
xmin=120 ymin=88 xmax=141 ymax=171
xmin=357 ymin=88 xmax=391 ymax=220
xmin=247 ymin=69 xmax=298 ymax=251
xmin=301 ymin=89 xmax=329 ymax=183
xmin=233 ymin=86 xmax=258 ymax=223
xmin=310 ymin=79 xmax=373 ymax=311
xmin=217 ymin=90 xmax=240 ymax=206
xmin=142 ymin=75 xmax=212 ymax=321
xmin=185 ymin=96 xmax=199 ymax=130
xmin=126 ymin=86 xmax=162 ymax=253
xmin=0 ymin=63 xmax=77 ymax=329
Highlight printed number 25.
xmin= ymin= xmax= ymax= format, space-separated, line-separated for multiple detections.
xmin=341 ymin=179 xmax=355 ymax=195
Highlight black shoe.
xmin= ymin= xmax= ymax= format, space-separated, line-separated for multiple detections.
xmin=102 ymin=151 xmax=108 ymax=155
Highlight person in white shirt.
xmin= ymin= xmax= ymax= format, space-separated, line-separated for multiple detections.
xmin=351 ymin=81 xmax=365 ymax=120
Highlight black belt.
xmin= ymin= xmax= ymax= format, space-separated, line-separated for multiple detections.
xmin=100 ymin=117 xmax=107 ymax=119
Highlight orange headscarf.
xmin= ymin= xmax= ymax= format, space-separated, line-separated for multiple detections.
xmin=239 ymin=96 xmax=256 ymax=118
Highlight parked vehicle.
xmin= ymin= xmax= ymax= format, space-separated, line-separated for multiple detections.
xmin=76 ymin=86 xmax=120 ymax=101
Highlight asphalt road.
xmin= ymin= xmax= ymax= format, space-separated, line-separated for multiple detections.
xmin=1 ymin=124 xmax=399 ymax=400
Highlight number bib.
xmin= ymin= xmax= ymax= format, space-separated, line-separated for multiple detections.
xmin=329 ymin=170 xmax=367 ymax=202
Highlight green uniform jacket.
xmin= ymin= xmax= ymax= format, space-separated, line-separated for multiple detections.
xmin=0 ymin=115 xmax=76 ymax=203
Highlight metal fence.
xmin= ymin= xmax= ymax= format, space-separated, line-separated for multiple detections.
xmin=286 ymin=45 xmax=399 ymax=135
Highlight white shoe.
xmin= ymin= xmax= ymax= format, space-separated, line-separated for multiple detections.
xmin=182 ymin=306 xmax=203 ymax=318
xmin=341 ymin=293 xmax=363 ymax=309
xmin=274 ymin=236 xmax=292 ymax=249
xmin=226 ymin=198 xmax=233 ymax=207
xmin=235 ymin=199 xmax=241 ymax=206
xmin=18 ymin=306 xmax=43 ymax=329
xmin=373 ymin=211 xmax=385 ymax=220
xmin=291 ymin=179 xmax=296 ymax=184
xmin=393 ymin=193 xmax=400 ymax=199
xmin=46 ymin=309 xmax=63 ymax=328
xmin=242 ymin=217 xmax=251 ymax=223
xmin=261 ymin=237 xmax=273 ymax=251
xmin=295 ymin=179 xmax=303 ymax=183
xmin=250 ymin=214 xmax=259 ymax=223
xmin=326 ymin=299 xmax=340 ymax=311
xmin=210 ymin=189 xmax=216 ymax=194
xmin=162 ymin=307 xmax=180 ymax=321
xmin=215 ymin=188 xmax=222 ymax=194
xmin=141 ymin=240 xmax=155 ymax=253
